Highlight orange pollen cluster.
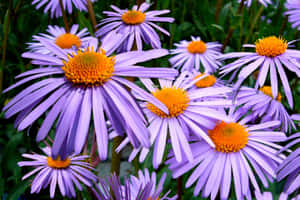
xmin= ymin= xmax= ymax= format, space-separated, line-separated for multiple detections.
xmin=194 ymin=74 xmax=217 ymax=88
xmin=187 ymin=40 xmax=207 ymax=54
xmin=62 ymin=48 xmax=115 ymax=87
xmin=209 ymin=122 xmax=249 ymax=153
xmin=47 ymin=156 xmax=71 ymax=169
xmin=121 ymin=10 xmax=146 ymax=25
xmin=146 ymin=87 xmax=189 ymax=118
xmin=147 ymin=198 xmax=159 ymax=200
xmin=55 ymin=33 xmax=82 ymax=49
xmin=255 ymin=36 xmax=288 ymax=57
xmin=259 ymin=86 xmax=282 ymax=102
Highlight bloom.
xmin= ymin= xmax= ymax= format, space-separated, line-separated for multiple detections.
xmin=220 ymin=36 xmax=300 ymax=108
xmin=285 ymin=0 xmax=300 ymax=31
xmin=95 ymin=3 xmax=174 ymax=52
xmin=169 ymin=36 xmax=222 ymax=73
xmin=28 ymin=24 xmax=94 ymax=55
xmin=3 ymin=35 xmax=177 ymax=161
xmin=32 ymin=0 xmax=96 ymax=18
xmin=167 ymin=108 xmax=286 ymax=200
xmin=115 ymin=71 xmax=232 ymax=169
xmin=18 ymin=147 xmax=97 ymax=198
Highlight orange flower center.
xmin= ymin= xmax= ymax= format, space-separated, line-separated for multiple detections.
xmin=187 ymin=41 xmax=207 ymax=54
xmin=209 ymin=122 xmax=249 ymax=153
xmin=255 ymin=36 xmax=288 ymax=57
xmin=194 ymin=74 xmax=217 ymax=88
xmin=122 ymin=10 xmax=146 ymax=25
xmin=147 ymin=87 xmax=189 ymax=118
xmin=55 ymin=33 xmax=82 ymax=49
xmin=62 ymin=48 xmax=115 ymax=86
xmin=259 ymin=86 xmax=282 ymax=102
xmin=47 ymin=156 xmax=71 ymax=169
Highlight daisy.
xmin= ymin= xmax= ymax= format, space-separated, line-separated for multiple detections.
xmin=114 ymin=71 xmax=233 ymax=169
xmin=237 ymin=86 xmax=295 ymax=133
xmin=18 ymin=147 xmax=97 ymax=198
xmin=2 ymin=34 xmax=178 ymax=161
xmin=32 ymin=0 xmax=96 ymax=18
xmin=167 ymin=107 xmax=286 ymax=200
xmin=220 ymin=36 xmax=300 ymax=108
xmin=95 ymin=3 xmax=174 ymax=52
xmin=285 ymin=0 xmax=300 ymax=31
xmin=28 ymin=24 xmax=94 ymax=55
xmin=169 ymin=36 xmax=222 ymax=73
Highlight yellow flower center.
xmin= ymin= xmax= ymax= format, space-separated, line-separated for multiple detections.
xmin=62 ymin=48 xmax=115 ymax=86
xmin=121 ymin=10 xmax=146 ymax=25
xmin=55 ymin=33 xmax=82 ymax=49
xmin=187 ymin=41 xmax=207 ymax=54
xmin=259 ymin=86 xmax=282 ymax=102
xmin=47 ymin=156 xmax=71 ymax=169
xmin=255 ymin=36 xmax=288 ymax=57
xmin=209 ymin=122 xmax=249 ymax=153
xmin=194 ymin=74 xmax=217 ymax=88
xmin=147 ymin=87 xmax=189 ymax=118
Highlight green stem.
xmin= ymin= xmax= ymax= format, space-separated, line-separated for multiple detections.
xmin=86 ymin=0 xmax=97 ymax=33
xmin=59 ymin=0 xmax=70 ymax=32
xmin=279 ymin=15 xmax=288 ymax=36
xmin=136 ymin=0 xmax=145 ymax=6
xmin=110 ymin=136 xmax=123 ymax=176
xmin=214 ymin=0 xmax=223 ymax=24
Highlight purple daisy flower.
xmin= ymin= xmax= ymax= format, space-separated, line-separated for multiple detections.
xmin=169 ymin=36 xmax=222 ymax=73
xmin=114 ymin=71 xmax=232 ymax=169
xmin=28 ymin=24 xmax=94 ymax=55
xmin=32 ymin=0 xmax=96 ymax=18
xmin=95 ymin=3 xmax=174 ymax=52
xmin=167 ymin=107 xmax=286 ymax=200
xmin=220 ymin=36 xmax=300 ymax=108
xmin=237 ymin=86 xmax=295 ymax=133
xmin=18 ymin=147 xmax=97 ymax=198
xmin=3 ymin=35 xmax=177 ymax=161
xmin=285 ymin=0 xmax=300 ymax=31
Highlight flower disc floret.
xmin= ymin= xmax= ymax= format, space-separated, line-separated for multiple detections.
xmin=62 ymin=48 xmax=115 ymax=86
xmin=260 ymin=86 xmax=282 ymax=102
xmin=255 ymin=36 xmax=288 ymax=57
xmin=147 ymin=87 xmax=189 ymax=118
xmin=55 ymin=33 xmax=82 ymax=49
xmin=47 ymin=156 xmax=71 ymax=169
xmin=122 ymin=10 xmax=146 ymax=25
xmin=209 ymin=122 xmax=249 ymax=153
xmin=194 ymin=74 xmax=217 ymax=88
xmin=187 ymin=41 xmax=207 ymax=54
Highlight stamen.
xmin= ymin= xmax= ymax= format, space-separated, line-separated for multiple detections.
xmin=187 ymin=41 xmax=207 ymax=54
xmin=55 ymin=33 xmax=81 ymax=49
xmin=194 ymin=74 xmax=217 ymax=88
xmin=122 ymin=10 xmax=146 ymax=25
xmin=259 ymin=86 xmax=282 ymax=102
xmin=47 ymin=156 xmax=71 ymax=169
xmin=255 ymin=36 xmax=288 ymax=57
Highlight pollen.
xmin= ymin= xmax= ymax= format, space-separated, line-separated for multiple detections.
xmin=147 ymin=87 xmax=189 ymax=118
xmin=122 ymin=10 xmax=146 ymax=25
xmin=194 ymin=74 xmax=217 ymax=88
xmin=187 ymin=40 xmax=207 ymax=54
xmin=209 ymin=122 xmax=249 ymax=153
xmin=255 ymin=36 xmax=288 ymax=57
xmin=62 ymin=48 xmax=115 ymax=87
xmin=259 ymin=86 xmax=282 ymax=102
xmin=55 ymin=33 xmax=82 ymax=49
xmin=47 ymin=156 xmax=71 ymax=169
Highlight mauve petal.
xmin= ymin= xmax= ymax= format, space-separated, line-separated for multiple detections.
xmin=153 ymin=119 xmax=168 ymax=169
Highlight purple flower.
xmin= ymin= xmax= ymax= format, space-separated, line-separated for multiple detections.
xmin=220 ymin=36 xmax=300 ymax=108
xmin=95 ymin=3 xmax=174 ymax=52
xmin=3 ymin=35 xmax=177 ymax=161
xmin=285 ymin=0 xmax=300 ymax=31
xmin=167 ymin=107 xmax=286 ymax=200
xmin=18 ymin=147 xmax=97 ymax=198
xmin=237 ymin=86 xmax=295 ymax=133
xmin=28 ymin=24 xmax=94 ymax=55
xmin=169 ymin=36 xmax=222 ymax=73
xmin=32 ymin=0 xmax=96 ymax=18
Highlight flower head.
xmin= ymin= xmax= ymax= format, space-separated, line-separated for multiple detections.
xmin=285 ymin=0 xmax=300 ymax=31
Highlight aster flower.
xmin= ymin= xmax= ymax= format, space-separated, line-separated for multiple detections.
xmin=237 ymin=86 xmax=295 ymax=133
xmin=220 ymin=36 xmax=300 ymax=108
xmin=167 ymin=107 xmax=286 ymax=200
xmin=28 ymin=24 xmax=94 ymax=55
xmin=95 ymin=3 xmax=174 ymax=52
xmin=285 ymin=0 xmax=300 ymax=31
xmin=3 ymin=35 xmax=178 ymax=161
xmin=169 ymin=36 xmax=222 ymax=73
xmin=18 ymin=147 xmax=97 ymax=198
xmin=114 ymin=71 xmax=232 ymax=169
xmin=32 ymin=0 xmax=96 ymax=18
